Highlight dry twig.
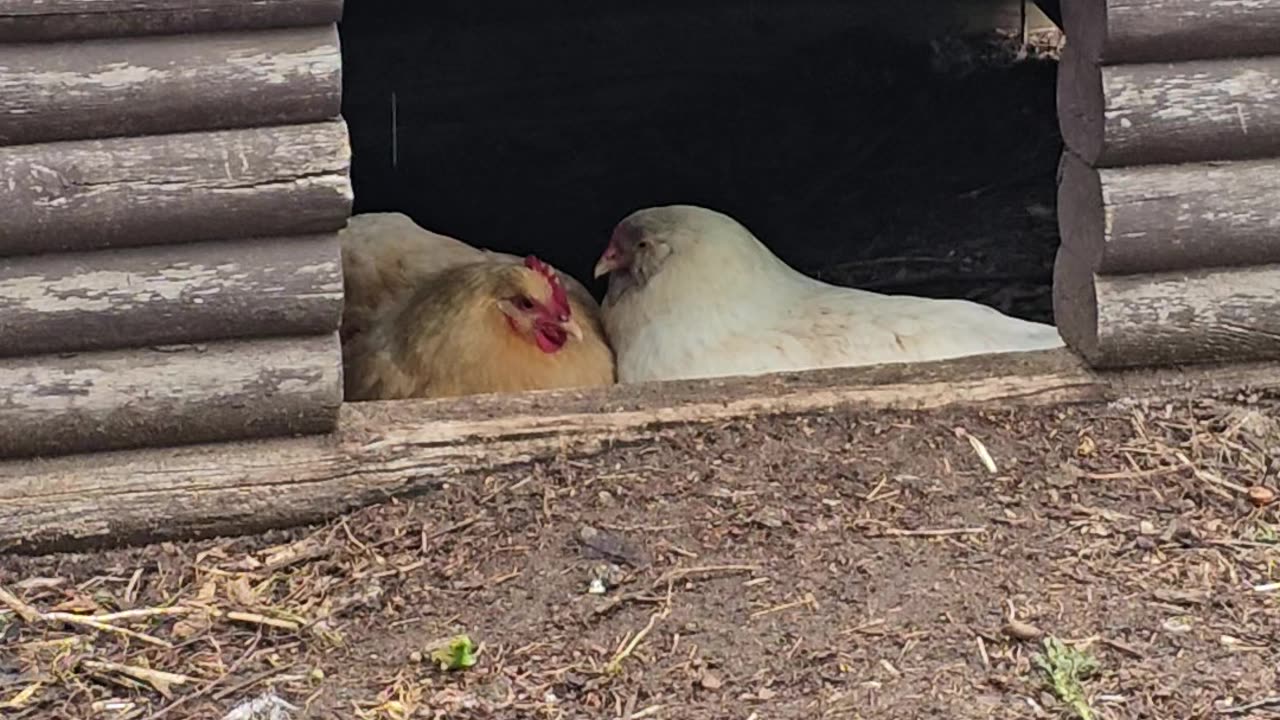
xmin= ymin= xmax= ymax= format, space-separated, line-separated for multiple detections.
xmin=0 ymin=584 xmax=40 ymax=623
xmin=883 ymin=527 xmax=987 ymax=538
xmin=80 ymin=661 xmax=192 ymax=699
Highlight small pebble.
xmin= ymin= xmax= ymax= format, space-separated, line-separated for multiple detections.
xmin=699 ymin=671 xmax=723 ymax=690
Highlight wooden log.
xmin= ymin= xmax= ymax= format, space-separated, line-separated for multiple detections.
xmin=0 ymin=0 xmax=343 ymax=42
xmin=0 ymin=26 xmax=341 ymax=147
xmin=0 ymin=333 xmax=341 ymax=461
xmin=1057 ymin=151 xmax=1280 ymax=275
xmin=1058 ymin=43 xmax=1280 ymax=167
xmin=0 ymin=234 xmax=342 ymax=358
xmin=0 ymin=120 xmax=352 ymax=257
xmin=0 ymin=348 xmax=1111 ymax=551
xmin=1061 ymin=0 xmax=1280 ymax=64
xmin=1053 ymin=247 xmax=1280 ymax=368
xmin=4 ymin=346 xmax=1280 ymax=554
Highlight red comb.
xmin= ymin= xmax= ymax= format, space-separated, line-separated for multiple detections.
xmin=524 ymin=255 xmax=570 ymax=316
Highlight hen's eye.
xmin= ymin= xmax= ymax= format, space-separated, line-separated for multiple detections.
xmin=515 ymin=296 xmax=535 ymax=310
xmin=637 ymin=240 xmax=649 ymax=249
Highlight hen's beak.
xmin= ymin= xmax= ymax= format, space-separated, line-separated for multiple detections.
xmin=593 ymin=245 xmax=624 ymax=279
xmin=561 ymin=316 xmax=584 ymax=342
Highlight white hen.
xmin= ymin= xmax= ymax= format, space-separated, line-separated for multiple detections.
xmin=592 ymin=205 xmax=1065 ymax=383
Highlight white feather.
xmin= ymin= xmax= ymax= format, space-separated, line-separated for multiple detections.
xmin=601 ymin=205 xmax=1065 ymax=383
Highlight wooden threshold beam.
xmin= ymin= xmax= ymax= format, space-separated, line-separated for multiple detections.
xmin=2 ymin=348 xmax=1277 ymax=554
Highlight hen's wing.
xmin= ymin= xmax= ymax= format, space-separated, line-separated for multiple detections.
xmin=340 ymin=212 xmax=600 ymax=341
xmin=341 ymin=323 xmax=422 ymax=401
xmin=767 ymin=283 xmax=1063 ymax=367
xmin=680 ymin=283 xmax=1061 ymax=378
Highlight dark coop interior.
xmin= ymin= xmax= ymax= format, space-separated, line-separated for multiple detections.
xmin=338 ymin=0 xmax=1065 ymax=323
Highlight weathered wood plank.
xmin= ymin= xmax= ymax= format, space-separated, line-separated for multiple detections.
xmin=0 ymin=0 xmax=342 ymax=42
xmin=0 ymin=26 xmax=341 ymax=147
xmin=0 ymin=348 xmax=1110 ymax=551
xmin=4 ymin=346 xmax=1278 ymax=554
xmin=1058 ymin=43 xmax=1280 ymax=166
xmin=0 ymin=120 xmax=352 ymax=256
xmin=1062 ymin=0 xmax=1280 ymax=64
xmin=1057 ymin=151 xmax=1280 ymax=275
xmin=0 ymin=234 xmax=342 ymax=357
xmin=0 ymin=333 xmax=341 ymax=461
xmin=1053 ymin=247 xmax=1280 ymax=368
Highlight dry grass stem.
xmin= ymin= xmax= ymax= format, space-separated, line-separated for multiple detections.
xmin=80 ymin=661 xmax=193 ymax=699
xmin=883 ymin=527 xmax=988 ymax=537
xmin=0 ymin=584 xmax=40 ymax=623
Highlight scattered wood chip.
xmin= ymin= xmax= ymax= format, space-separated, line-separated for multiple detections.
xmin=578 ymin=525 xmax=649 ymax=568
xmin=1220 ymin=695 xmax=1280 ymax=716
xmin=1247 ymin=486 xmax=1275 ymax=507
xmin=883 ymin=527 xmax=987 ymax=538
xmin=699 ymin=670 xmax=723 ymax=690
xmin=1152 ymin=588 xmax=1209 ymax=606
xmin=1002 ymin=620 xmax=1043 ymax=641
xmin=955 ymin=427 xmax=998 ymax=474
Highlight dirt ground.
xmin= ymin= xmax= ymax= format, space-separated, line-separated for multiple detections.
xmin=3 ymin=24 xmax=1275 ymax=720
xmin=3 ymin=387 xmax=1278 ymax=719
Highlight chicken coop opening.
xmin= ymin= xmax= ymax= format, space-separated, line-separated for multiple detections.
xmin=337 ymin=0 xmax=1066 ymax=400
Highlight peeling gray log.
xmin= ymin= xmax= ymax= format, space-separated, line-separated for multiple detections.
xmin=0 ymin=26 xmax=341 ymax=147
xmin=4 ymin=346 xmax=1278 ymax=554
xmin=0 ymin=333 xmax=341 ymax=461
xmin=0 ymin=0 xmax=343 ymax=42
xmin=1058 ymin=43 xmax=1280 ymax=166
xmin=0 ymin=348 xmax=1113 ymax=551
xmin=1057 ymin=152 xmax=1280 ymax=275
xmin=1062 ymin=0 xmax=1280 ymax=64
xmin=1053 ymin=247 xmax=1280 ymax=368
xmin=0 ymin=234 xmax=342 ymax=358
xmin=0 ymin=120 xmax=352 ymax=257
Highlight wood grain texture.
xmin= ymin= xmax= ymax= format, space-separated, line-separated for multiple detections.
xmin=0 ymin=120 xmax=352 ymax=257
xmin=1058 ymin=42 xmax=1280 ymax=166
xmin=0 ymin=0 xmax=342 ymax=42
xmin=1057 ymin=151 xmax=1280 ymax=275
xmin=0 ymin=26 xmax=341 ymax=146
xmin=0 ymin=234 xmax=342 ymax=357
xmin=1062 ymin=0 xmax=1280 ymax=64
xmin=1054 ymin=247 xmax=1280 ymax=368
xmin=5 ymin=346 xmax=1279 ymax=554
xmin=0 ymin=333 xmax=341 ymax=461
xmin=0 ymin=348 xmax=1110 ymax=551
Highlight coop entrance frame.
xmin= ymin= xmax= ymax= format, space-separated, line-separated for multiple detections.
xmin=1 ymin=0 xmax=1280 ymax=552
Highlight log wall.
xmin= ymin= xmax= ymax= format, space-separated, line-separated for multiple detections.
xmin=0 ymin=0 xmax=350 ymax=459
xmin=0 ymin=0 xmax=343 ymax=42
xmin=2 ymin=347 xmax=1274 ymax=554
xmin=0 ymin=26 xmax=342 ymax=146
xmin=1054 ymin=0 xmax=1280 ymax=369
